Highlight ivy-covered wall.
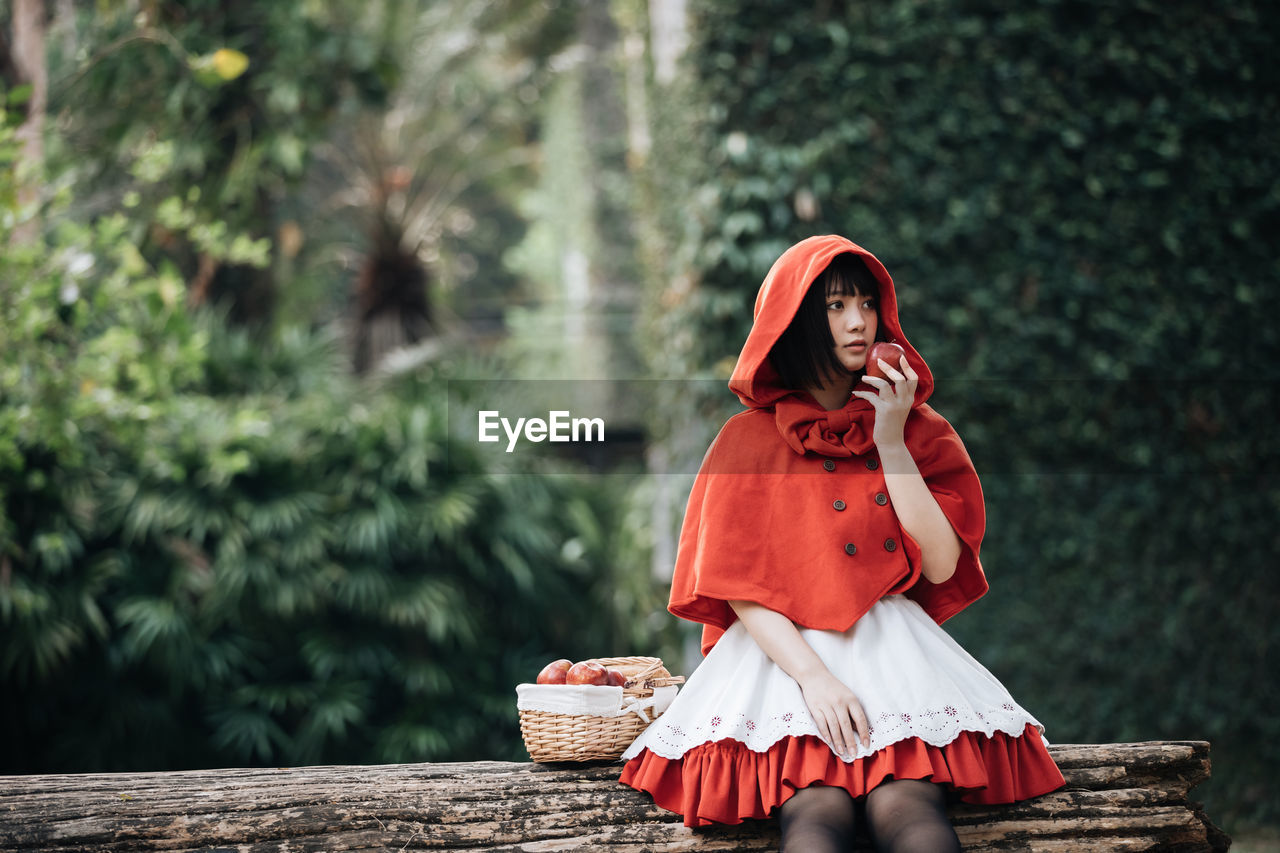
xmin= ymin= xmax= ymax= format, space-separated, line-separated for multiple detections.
xmin=644 ymin=0 xmax=1278 ymax=829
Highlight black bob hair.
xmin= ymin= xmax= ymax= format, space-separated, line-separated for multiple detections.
xmin=769 ymin=253 xmax=883 ymax=391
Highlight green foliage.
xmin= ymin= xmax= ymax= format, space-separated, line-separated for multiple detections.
xmin=644 ymin=0 xmax=1279 ymax=830
xmin=46 ymin=0 xmax=579 ymax=331
xmin=1 ymin=84 xmax=674 ymax=772
xmin=2 ymin=317 xmax=666 ymax=769
xmin=46 ymin=0 xmax=400 ymax=321
xmin=59 ymin=0 xmax=397 ymax=205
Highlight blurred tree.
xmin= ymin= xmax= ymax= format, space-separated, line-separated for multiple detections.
xmin=45 ymin=0 xmax=399 ymax=324
xmin=1 ymin=0 xmax=47 ymax=244
xmin=295 ymin=0 xmax=575 ymax=372
xmin=500 ymin=0 xmax=650 ymax=386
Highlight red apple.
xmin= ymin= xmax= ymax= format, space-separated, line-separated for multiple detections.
xmin=605 ymin=668 xmax=627 ymax=687
xmin=864 ymin=342 xmax=907 ymax=383
xmin=566 ymin=661 xmax=608 ymax=686
xmin=535 ymin=659 xmax=572 ymax=685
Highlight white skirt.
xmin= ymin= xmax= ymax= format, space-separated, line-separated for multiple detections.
xmin=623 ymin=595 xmax=1048 ymax=762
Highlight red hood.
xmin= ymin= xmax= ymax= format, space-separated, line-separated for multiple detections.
xmin=728 ymin=234 xmax=935 ymax=412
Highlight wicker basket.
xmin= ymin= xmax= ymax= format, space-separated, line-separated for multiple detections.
xmin=517 ymin=656 xmax=684 ymax=762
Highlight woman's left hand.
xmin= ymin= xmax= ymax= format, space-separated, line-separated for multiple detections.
xmin=851 ymin=354 xmax=917 ymax=448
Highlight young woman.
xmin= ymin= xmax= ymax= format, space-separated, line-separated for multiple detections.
xmin=619 ymin=236 xmax=1065 ymax=852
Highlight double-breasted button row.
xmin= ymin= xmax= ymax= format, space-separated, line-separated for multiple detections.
xmin=827 ymin=455 xmax=889 ymax=557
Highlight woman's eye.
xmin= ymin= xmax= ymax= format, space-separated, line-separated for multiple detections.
xmin=827 ymin=301 xmax=843 ymax=310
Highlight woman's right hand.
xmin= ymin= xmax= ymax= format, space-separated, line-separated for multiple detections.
xmin=726 ymin=601 xmax=872 ymax=762
xmin=798 ymin=669 xmax=870 ymax=762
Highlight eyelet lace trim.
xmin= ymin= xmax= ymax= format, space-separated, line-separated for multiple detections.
xmin=633 ymin=701 xmax=1039 ymax=761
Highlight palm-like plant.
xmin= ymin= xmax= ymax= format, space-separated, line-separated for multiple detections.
xmin=302 ymin=0 xmax=572 ymax=372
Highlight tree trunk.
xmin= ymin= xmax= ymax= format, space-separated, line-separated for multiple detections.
xmin=9 ymin=0 xmax=47 ymax=245
xmin=648 ymin=0 xmax=688 ymax=86
xmin=0 ymin=741 xmax=1230 ymax=851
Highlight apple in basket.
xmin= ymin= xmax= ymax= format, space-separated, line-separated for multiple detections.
xmin=535 ymin=659 xmax=572 ymax=685
xmin=605 ymin=668 xmax=627 ymax=687
xmin=565 ymin=661 xmax=609 ymax=685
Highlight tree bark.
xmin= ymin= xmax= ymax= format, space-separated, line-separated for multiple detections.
xmin=0 ymin=741 xmax=1230 ymax=852
xmin=9 ymin=0 xmax=47 ymax=245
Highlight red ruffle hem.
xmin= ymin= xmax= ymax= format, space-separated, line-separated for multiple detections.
xmin=618 ymin=723 xmax=1065 ymax=828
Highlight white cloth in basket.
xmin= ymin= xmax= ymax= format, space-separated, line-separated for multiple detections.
xmin=517 ymin=683 xmax=679 ymax=722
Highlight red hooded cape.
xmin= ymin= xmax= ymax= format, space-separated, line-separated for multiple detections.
xmin=669 ymin=235 xmax=989 ymax=655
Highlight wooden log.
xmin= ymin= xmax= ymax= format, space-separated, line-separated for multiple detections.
xmin=0 ymin=741 xmax=1229 ymax=852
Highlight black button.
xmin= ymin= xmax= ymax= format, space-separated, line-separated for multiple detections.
xmin=875 ymin=493 xmax=888 ymax=506
xmin=884 ymin=538 xmax=897 ymax=552
xmin=823 ymin=460 xmax=836 ymax=472
xmin=844 ymin=543 xmax=857 ymax=556
xmin=865 ymin=458 xmax=879 ymax=470
xmin=833 ymin=500 xmax=846 ymax=511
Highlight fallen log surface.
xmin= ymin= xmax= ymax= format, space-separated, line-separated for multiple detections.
xmin=0 ymin=741 xmax=1230 ymax=852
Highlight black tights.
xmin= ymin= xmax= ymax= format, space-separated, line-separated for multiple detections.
xmin=779 ymin=785 xmax=857 ymax=853
xmin=864 ymin=779 xmax=961 ymax=852
xmin=779 ymin=780 xmax=961 ymax=853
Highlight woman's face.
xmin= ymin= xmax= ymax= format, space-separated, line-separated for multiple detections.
xmin=825 ymin=285 xmax=878 ymax=375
